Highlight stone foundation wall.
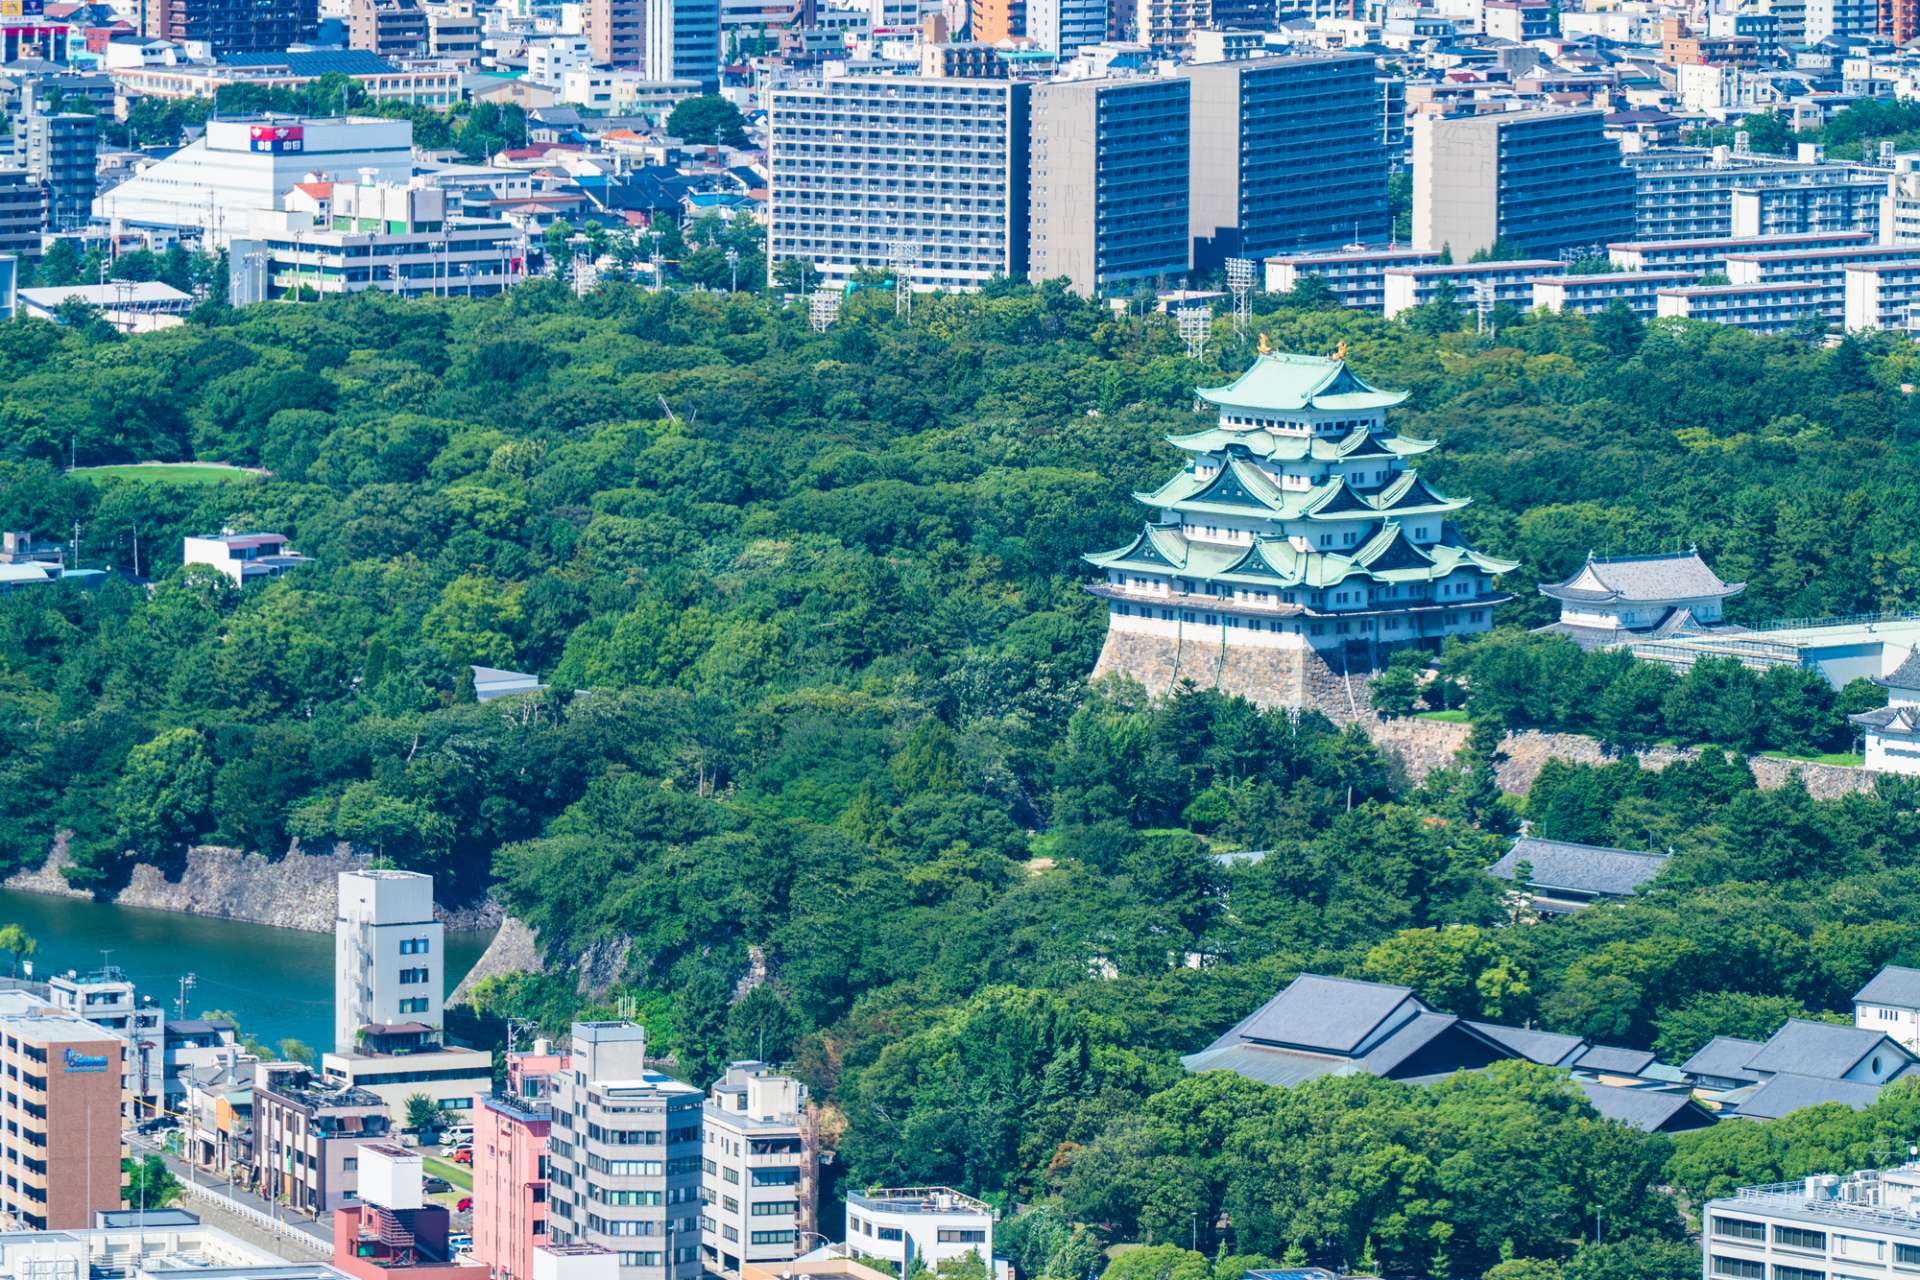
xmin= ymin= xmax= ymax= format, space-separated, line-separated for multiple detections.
xmin=1363 ymin=717 xmax=1877 ymax=799
xmin=1092 ymin=629 xmax=1373 ymax=721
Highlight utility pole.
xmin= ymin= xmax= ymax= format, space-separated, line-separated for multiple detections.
xmin=177 ymin=972 xmax=196 ymax=1021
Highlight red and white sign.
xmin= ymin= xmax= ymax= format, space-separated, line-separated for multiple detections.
xmin=248 ymin=125 xmax=305 ymax=153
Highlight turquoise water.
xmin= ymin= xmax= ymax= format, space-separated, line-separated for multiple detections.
xmin=0 ymin=888 xmax=494 ymax=1052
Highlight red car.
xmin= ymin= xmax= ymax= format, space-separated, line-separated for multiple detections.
xmin=457 ymin=1197 xmax=473 ymax=1213
xmin=451 ymin=1148 xmax=472 ymax=1165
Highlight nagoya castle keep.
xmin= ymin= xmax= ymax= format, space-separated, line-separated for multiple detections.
xmin=1085 ymin=345 xmax=1516 ymax=716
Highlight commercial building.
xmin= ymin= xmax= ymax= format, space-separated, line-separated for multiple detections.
xmin=1702 ymin=1163 xmax=1920 ymax=1280
xmin=228 ymin=180 xmax=521 ymax=303
xmin=348 ymin=0 xmax=430 ymax=56
xmin=545 ymin=1022 xmax=704 ymax=1280
xmin=0 ymin=171 xmax=42 ymax=259
xmin=321 ymin=1026 xmax=494 ymax=1128
xmin=13 ymin=281 xmax=195 ymax=333
xmin=1379 ymin=259 xmax=1565 ymax=319
xmin=0 ymin=1217 xmax=337 ymax=1280
xmin=109 ymin=54 xmax=460 ymax=111
xmin=1178 ymin=54 xmax=1389 ymax=271
xmin=1024 ymin=0 xmax=1104 ymax=55
xmin=844 ymin=1189 xmax=992 ymax=1274
xmin=768 ymin=76 xmax=1030 ymax=290
xmin=335 ymin=870 xmax=442 ymax=1056
xmin=1026 ymin=75 xmax=1189 ymax=297
xmin=1265 ymin=248 xmax=1440 ymax=311
xmin=142 ymin=0 xmax=314 ymax=53
xmin=21 ymin=112 xmax=93 ymax=232
xmin=1085 ymin=349 xmax=1515 ymax=710
xmin=473 ymin=1087 xmax=556 ymax=1280
xmin=333 ymin=1143 xmax=491 ymax=1280
xmin=425 ymin=1 xmax=482 ymax=60
xmin=699 ymin=1063 xmax=815 ymax=1280
xmin=1413 ymin=109 xmax=1633 ymax=259
xmin=1531 ymin=271 xmax=1696 ymax=319
xmin=183 ymin=533 xmax=312 ymax=586
xmin=46 ymin=967 xmax=165 ymax=1118
xmin=93 ymin=116 xmax=413 ymax=247
xmin=252 ymin=1060 xmax=391 ymax=1214
xmin=0 ymin=1008 xmax=124 ymax=1229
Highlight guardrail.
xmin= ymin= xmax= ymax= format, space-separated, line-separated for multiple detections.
xmin=173 ymin=1178 xmax=330 ymax=1258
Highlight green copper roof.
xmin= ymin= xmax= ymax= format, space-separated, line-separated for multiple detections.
xmin=1084 ymin=519 xmax=1512 ymax=590
xmin=1165 ymin=424 xmax=1438 ymax=461
xmin=1137 ymin=463 xmax=1467 ymax=524
xmin=1196 ymin=353 xmax=1410 ymax=413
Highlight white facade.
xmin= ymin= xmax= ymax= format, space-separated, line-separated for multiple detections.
xmin=768 ymin=76 xmax=1027 ymax=290
xmin=1026 ymin=0 xmax=1106 ymax=55
xmin=1853 ymin=652 xmax=1920 ymax=776
xmin=1380 ymin=260 xmax=1565 ymax=318
xmin=1844 ymin=260 xmax=1920 ymax=332
xmin=93 ymin=116 xmax=413 ymax=247
xmin=1855 ymin=970 xmax=1920 ymax=1052
xmin=1532 ymin=271 xmax=1694 ymax=319
xmin=334 ymin=870 xmax=443 ymax=1055
xmin=1705 ymin=1166 xmax=1920 ymax=1280
xmin=1654 ymin=280 xmax=1828 ymax=332
xmin=528 ymin=34 xmax=596 ymax=86
xmin=700 ymin=1063 xmax=813 ymax=1279
xmin=322 ymin=1043 xmax=495 ymax=1120
xmin=1265 ymin=247 xmax=1439 ymax=311
xmin=844 ymin=1189 xmax=992 ymax=1276
xmin=182 ymin=533 xmax=312 ymax=586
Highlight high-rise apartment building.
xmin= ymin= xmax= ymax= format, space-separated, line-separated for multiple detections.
xmin=1025 ymin=0 xmax=1105 ymax=55
xmin=23 ymin=112 xmax=95 ymax=232
xmin=645 ymin=0 xmax=721 ymax=90
xmin=769 ymin=76 xmax=1030 ymax=290
xmin=1027 ymin=75 xmax=1190 ymax=296
xmin=142 ymin=0 xmax=316 ymax=53
xmin=46 ymin=966 xmax=165 ymax=1119
xmin=970 ymin=0 xmax=1022 ymax=40
xmin=1805 ymin=0 xmax=1874 ymax=39
xmin=1413 ymin=108 xmax=1634 ymax=259
xmin=698 ymin=1063 xmax=816 ymax=1280
xmin=546 ymin=1023 xmax=705 ymax=1280
xmin=0 ymin=1008 xmax=124 ymax=1230
xmin=587 ymin=0 xmax=645 ymax=66
xmin=335 ymin=869 xmax=442 ymax=1056
xmin=1178 ymin=53 xmax=1389 ymax=271
xmin=0 ymin=169 xmax=43 ymax=259
xmin=349 ymin=0 xmax=430 ymax=56
xmin=474 ymin=1091 xmax=555 ymax=1280
xmin=1135 ymin=0 xmax=1207 ymax=53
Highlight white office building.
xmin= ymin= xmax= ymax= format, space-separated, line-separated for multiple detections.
xmin=844 ymin=1189 xmax=993 ymax=1276
xmin=93 ymin=116 xmax=414 ymax=248
xmin=1704 ymin=1164 xmax=1920 ymax=1280
xmin=769 ymin=76 xmax=1028 ymax=290
xmin=335 ymin=869 xmax=443 ymax=1055
xmin=700 ymin=1062 xmax=815 ymax=1280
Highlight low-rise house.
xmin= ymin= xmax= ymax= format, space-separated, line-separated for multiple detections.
xmin=183 ymin=532 xmax=312 ymax=587
xmin=253 ymin=1061 xmax=392 ymax=1214
xmin=1486 ymin=834 xmax=1670 ymax=914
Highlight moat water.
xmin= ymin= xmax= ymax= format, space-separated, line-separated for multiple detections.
xmin=0 ymin=888 xmax=494 ymax=1052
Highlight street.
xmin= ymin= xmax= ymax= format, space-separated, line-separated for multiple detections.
xmin=125 ymin=1130 xmax=333 ymax=1248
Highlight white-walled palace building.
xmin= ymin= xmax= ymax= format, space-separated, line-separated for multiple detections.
xmin=1851 ymin=648 xmax=1920 ymax=775
xmin=1085 ymin=349 xmax=1514 ymax=712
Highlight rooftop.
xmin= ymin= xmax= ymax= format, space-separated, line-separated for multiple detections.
xmin=847 ymin=1188 xmax=992 ymax=1217
xmin=1714 ymin=1166 xmax=1920 ymax=1235
xmin=1540 ymin=549 xmax=1743 ymax=605
xmin=1195 ymin=352 xmax=1410 ymax=413
xmin=1487 ymin=835 xmax=1669 ymax=899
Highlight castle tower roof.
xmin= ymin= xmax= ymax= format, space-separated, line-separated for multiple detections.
xmin=1196 ymin=352 xmax=1409 ymax=413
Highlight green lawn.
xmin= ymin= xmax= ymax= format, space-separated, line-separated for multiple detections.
xmin=423 ymin=1155 xmax=473 ymax=1190
xmin=1416 ymin=709 xmax=1471 ymax=723
xmin=1760 ymin=749 xmax=1865 ymax=767
xmin=70 ymin=462 xmax=261 ymax=484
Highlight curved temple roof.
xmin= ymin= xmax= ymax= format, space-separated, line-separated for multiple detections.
xmin=1196 ymin=352 xmax=1410 ymax=413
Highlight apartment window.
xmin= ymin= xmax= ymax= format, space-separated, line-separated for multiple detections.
xmin=1775 ymin=1228 xmax=1828 ymax=1252
xmin=878 ymin=1228 xmax=904 ymax=1242
xmin=937 ymin=1229 xmax=987 ymax=1243
xmin=399 ymin=938 xmax=432 ymax=955
xmin=751 ymin=1168 xmax=799 ymax=1187
xmin=398 ymin=998 xmax=432 ymax=1014
xmin=1774 ymin=1268 xmax=1826 ymax=1280
xmin=1710 ymin=1258 xmax=1764 ymax=1280
xmin=399 ymin=967 xmax=431 ymax=984
xmin=1894 ymin=1244 xmax=1920 ymax=1266
xmin=751 ymin=1201 xmax=799 ymax=1216
xmin=752 ymin=1231 xmax=798 ymax=1246
xmin=1714 ymin=1219 xmax=1766 ymax=1242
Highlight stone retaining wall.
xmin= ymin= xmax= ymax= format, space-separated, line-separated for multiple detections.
xmin=1364 ymin=716 xmax=1876 ymax=799
xmin=1093 ymin=630 xmax=1372 ymax=720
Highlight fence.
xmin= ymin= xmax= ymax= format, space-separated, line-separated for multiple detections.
xmin=172 ymin=1177 xmax=330 ymax=1258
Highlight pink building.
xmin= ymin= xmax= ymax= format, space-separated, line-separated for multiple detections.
xmin=472 ymin=1089 xmax=554 ymax=1280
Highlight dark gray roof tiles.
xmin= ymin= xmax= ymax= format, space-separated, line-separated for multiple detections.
xmin=1743 ymin=1019 xmax=1910 ymax=1079
xmin=1573 ymin=1044 xmax=1659 ymax=1076
xmin=1875 ymin=648 xmax=1920 ymax=691
xmin=1229 ymin=974 xmax=1422 ymax=1054
xmin=1680 ymin=1035 xmax=1766 ymax=1084
xmin=1468 ymin=1021 xmax=1586 ymax=1066
xmin=1574 ymin=1078 xmax=1718 ymax=1132
xmin=1488 ymin=837 xmax=1669 ymax=898
xmin=1856 ymin=965 xmax=1920 ymax=1008
xmin=1734 ymin=1072 xmax=1886 ymax=1119
xmin=1539 ymin=550 xmax=1743 ymax=604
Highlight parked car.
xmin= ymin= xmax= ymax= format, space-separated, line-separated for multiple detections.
xmin=457 ymin=1197 xmax=472 ymax=1213
xmin=425 ymin=1176 xmax=453 ymax=1194
xmin=451 ymin=1148 xmax=472 ymax=1165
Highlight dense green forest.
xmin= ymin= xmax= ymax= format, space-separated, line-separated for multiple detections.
xmin=7 ymin=282 xmax=1920 ymax=1276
